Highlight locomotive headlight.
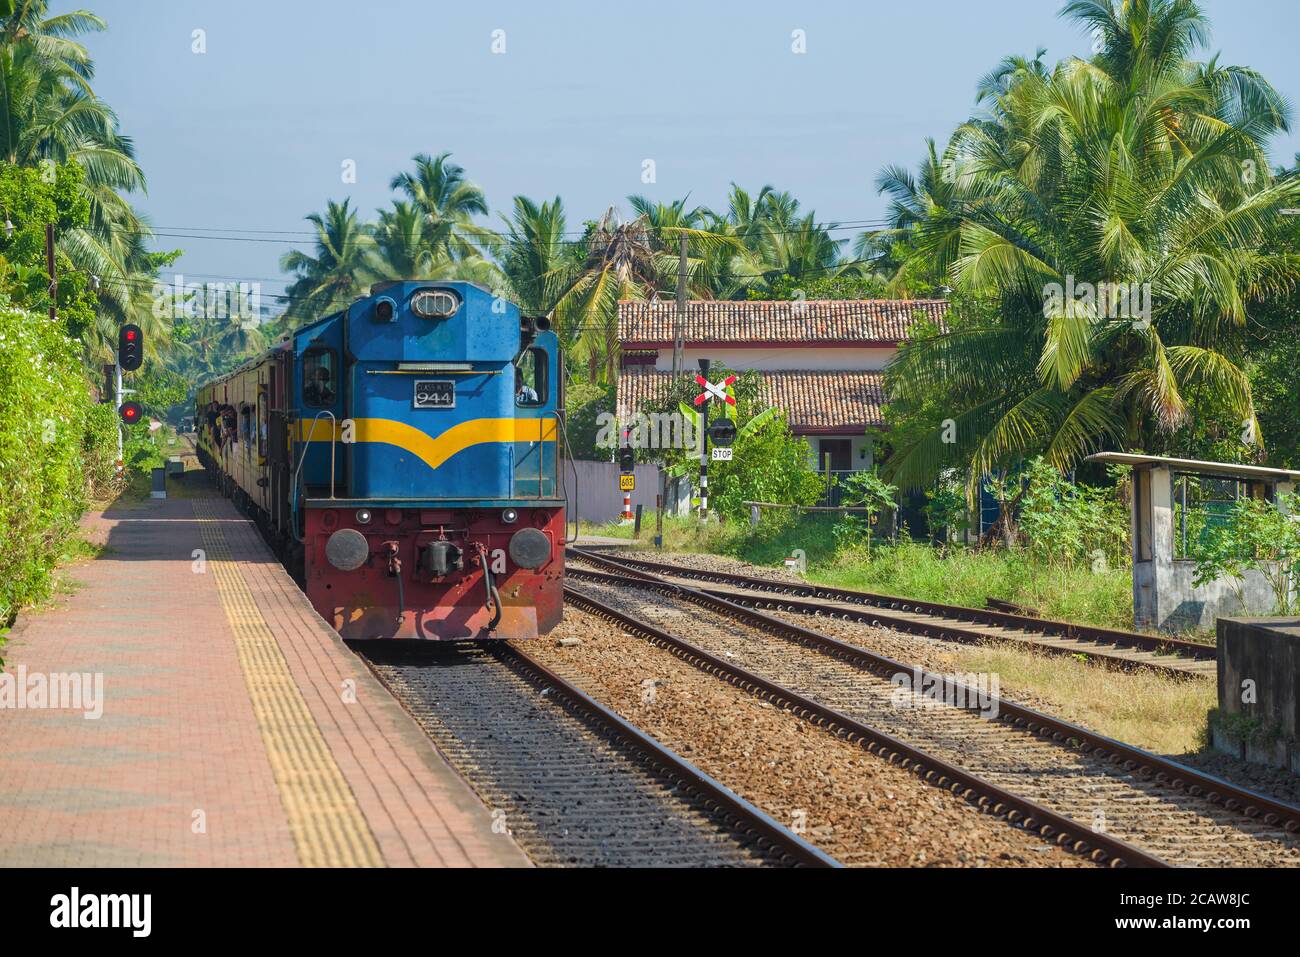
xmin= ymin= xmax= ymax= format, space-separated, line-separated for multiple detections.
xmin=411 ymin=289 xmax=460 ymax=319
xmin=355 ymin=508 xmax=373 ymax=525
xmin=374 ymin=297 xmax=397 ymax=322
xmin=501 ymin=508 xmax=519 ymax=525
xmin=326 ymin=528 xmax=370 ymax=571
xmin=508 ymin=527 xmax=551 ymax=570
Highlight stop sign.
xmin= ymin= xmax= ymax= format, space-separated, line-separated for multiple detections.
xmin=708 ymin=417 xmax=737 ymax=447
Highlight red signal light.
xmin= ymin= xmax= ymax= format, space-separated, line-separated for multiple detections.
xmin=119 ymin=401 xmax=143 ymax=424
xmin=118 ymin=324 xmax=143 ymax=372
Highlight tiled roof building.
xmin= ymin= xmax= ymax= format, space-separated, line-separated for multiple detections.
xmin=615 ymin=299 xmax=945 ymax=462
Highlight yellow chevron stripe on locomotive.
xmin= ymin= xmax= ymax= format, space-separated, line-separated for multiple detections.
xmin=295 ymin=417 xmax=557 ymax=471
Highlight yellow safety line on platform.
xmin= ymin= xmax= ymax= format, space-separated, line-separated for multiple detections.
xmin=192 ymin=498 xmax=384 ymax=868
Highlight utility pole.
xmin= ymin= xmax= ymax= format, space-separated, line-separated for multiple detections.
xmin=672 ymin=234 xmax=687 ymax=377
xmin=44 ymin=224 xmax=56 ymax=324
xmin=698 ymin=357 xmax=709 ymax=521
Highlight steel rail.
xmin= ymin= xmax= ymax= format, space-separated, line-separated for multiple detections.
xmin=564 ymin=585 xmax=1165 ymax=868
xmin=567 ymin=547 xmax=1213 ymax=661
xmin=492 ymin=642 xmax=839 ymax=868
xmin=574 ymin=568 xmax=1197 ymax=679
xmin=565 ymin=550 xmax=1300 ymax=838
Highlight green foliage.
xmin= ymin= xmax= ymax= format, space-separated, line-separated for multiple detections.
xmin=1192 ymin=492 xmax=1300 ymax=615
xmin=122 ymin=423 xmax=164 ymax=472
xmin=879 ymin=0 xmax=1299 ymax=495
xmin=706 ymin=411 xmax=823 ymax=521
xmin=563 ymin=378 xmax=614 ymax=460
xmin=80 ymin=401 xmax=119 ymax=499
xmin=832 ymin=470 xmax=898 ymax=553
xmin=0 ymin=161 xmax=97 ymax=340
xmin=748 ymin=272 xmax=888 ymax=302
xmin=0 ymin=304 xmax=112 ymax=624
xmin=1016 ymin=459 xmax=1130 ymax=570
xmin=639 ymin=363 xmax=821 ymax=519
xmin=922 ymin=481 xmax=970 ymax=553
xmin=130 ymin=365 xmax=190 ymax=422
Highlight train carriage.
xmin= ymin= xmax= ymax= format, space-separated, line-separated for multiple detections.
xmin=195 ymin=281 xmax=566 ymax=641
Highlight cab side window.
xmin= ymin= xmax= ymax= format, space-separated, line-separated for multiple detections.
xmin=515 ymin=348 xmax=546 ymax=407
xmin=302 ymin=349 xmax=337 ymax=408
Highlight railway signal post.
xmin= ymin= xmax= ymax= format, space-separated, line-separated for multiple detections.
xmin=693 ymin=361 xmax=737 ymax=522
xmin=114 ymin=324 xmax=144 ymax=469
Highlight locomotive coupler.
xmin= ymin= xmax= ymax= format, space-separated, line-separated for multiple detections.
xmin=416 ymin=540 xmax=463 ymax=580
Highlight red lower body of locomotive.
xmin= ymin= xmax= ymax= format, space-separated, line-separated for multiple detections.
xmin=302 ymin=505 xmax=564 ymax=641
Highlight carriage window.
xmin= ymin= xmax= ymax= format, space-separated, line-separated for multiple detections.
xmin=257 ymin=391 xmax=268 ymax=457
xmin=302 ymin=349 xmax=337 ymax=408
xmin=515 ymin=348 xmax=546 ymax=407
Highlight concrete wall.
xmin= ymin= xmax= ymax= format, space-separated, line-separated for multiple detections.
xmin=563 ymin=460 xmax=662 ymax=524
xmin=1132 ymin=465 xmax=1292 ymax=631
xmin=1214 ymin=616 xmax=1300 ymax=774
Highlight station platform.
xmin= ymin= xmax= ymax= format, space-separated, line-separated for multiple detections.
xmin=0 ymin=490 xmax=529 ymax=868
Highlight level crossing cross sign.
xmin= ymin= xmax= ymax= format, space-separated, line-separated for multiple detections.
xmin=694 ymin=374 xmax=737 ymax=406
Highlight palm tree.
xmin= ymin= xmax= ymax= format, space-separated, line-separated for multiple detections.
xmin=498 ymin=194 xmax=579 ymax=317
xmin=389 ymin=151 xmax=498 ymax=262
xmin=279 ymin=199 xmax=376 ymax=326
xmin=882 ymin=0 xmax=1300 ymax=496
xmin=550 ymin=208 xmax=662 ymax=382
xmin=174 ymin=307 xmax=265 ymax=380
xmin=0 ymin=2 xmax=153 ymax=348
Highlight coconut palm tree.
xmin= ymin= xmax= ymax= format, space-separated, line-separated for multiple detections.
xmin=498 ymin=194 xmax=579 ymax=317
xmin=388 ymin=151 xmax=498 ymax=263
xmin=279 ymin=199 xmax=377 ymax=326
xmin=882 ymin=0 xmax=1300 ymax=496
xmin=550 ymin=208 xmax=662 ymax=382
xmin=0 ymin=2 xmax=153 ymax=342
xmin=369 ymin=198 xmax=504 ymax=287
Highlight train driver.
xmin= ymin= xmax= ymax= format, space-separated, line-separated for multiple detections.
xmin=305 ymin=366 xmax=335 ymax=407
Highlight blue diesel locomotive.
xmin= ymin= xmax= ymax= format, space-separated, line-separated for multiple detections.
xmin=195 ymin=281 xmax=566 ymax=641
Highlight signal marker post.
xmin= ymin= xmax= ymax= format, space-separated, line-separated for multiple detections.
xmin=697 ymin=359 xmax=709 ymax=521
xmin=619 ymin=431 xmax=635 ymax=522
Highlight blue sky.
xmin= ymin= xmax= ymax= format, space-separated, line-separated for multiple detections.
xmin=68 ymin=0 xmax=1300 ymax=300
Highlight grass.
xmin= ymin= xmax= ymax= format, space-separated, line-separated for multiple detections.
xmin=938 ymin=643 xmax=1215 ymax=755
xmin=584 ymin=514 xmax=1136 ymax=630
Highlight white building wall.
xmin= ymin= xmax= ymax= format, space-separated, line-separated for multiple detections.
xmin=804 ymin=435 xmax=874 ymax=472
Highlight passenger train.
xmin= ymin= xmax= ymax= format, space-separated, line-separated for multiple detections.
xmin=195 ymin=281 xmax=566 ymax=641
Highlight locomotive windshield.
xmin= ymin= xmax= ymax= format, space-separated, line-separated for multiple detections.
xmin=515 ymin=347 xmax=545 ymax=407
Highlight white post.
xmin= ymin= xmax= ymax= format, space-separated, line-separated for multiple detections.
xmin=115 ymin=360 xmax=124 ymax=464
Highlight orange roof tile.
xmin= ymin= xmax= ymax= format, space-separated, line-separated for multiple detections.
xmin=615 ymin=367 xmax=887 ymax=432
xmin=617 ymin=299 xmax=946 ymax=345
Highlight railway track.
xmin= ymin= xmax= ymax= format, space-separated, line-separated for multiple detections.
xmin=564 ymin=549 xmax=1300 ymax=867
xmin=567 ymin=548 xmax=1214 ymax=678
xmin=355 ymin=639 xmax=835 ymax=868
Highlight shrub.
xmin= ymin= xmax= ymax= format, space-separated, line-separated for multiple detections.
xmin=1192 ymin=492 xmax=1300 ymax=615
xmin=1017 ymin=458 xmax=1129 ymax=570
xmin=0 ymin=304 xmax=108 ymax=623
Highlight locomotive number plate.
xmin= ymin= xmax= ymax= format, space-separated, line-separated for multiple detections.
xmin=413 ymin=379 xmax=455 ymax=409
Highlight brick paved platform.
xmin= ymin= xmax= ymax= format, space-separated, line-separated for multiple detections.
xmin=0 ymin=491 xmax=528 ymax=868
